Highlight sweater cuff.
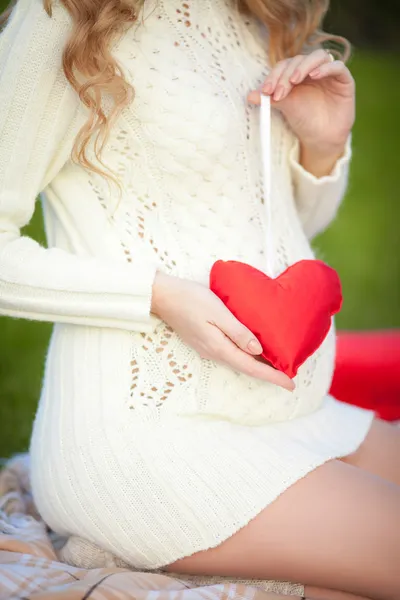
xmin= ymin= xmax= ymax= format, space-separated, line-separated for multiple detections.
xmin=288 ymin=134 xmax=352 ymax=239
xmin=289 ymin=134 xmax=352 ymax=191
xmin=0 ymin=238 xmax=160 ymax=331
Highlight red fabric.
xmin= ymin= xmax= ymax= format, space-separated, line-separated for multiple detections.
xmin=210 ymin=259 xmax=342 ymax=378
xmin=331 ymin=331 xmax=400 ymax=421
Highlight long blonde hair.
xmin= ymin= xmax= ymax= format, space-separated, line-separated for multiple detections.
xmin=0 ymin=0 xmax=349 ymax=193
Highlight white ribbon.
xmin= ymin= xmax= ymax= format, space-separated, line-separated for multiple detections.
xmin=260 ymin=93 xmax=275 ymax=277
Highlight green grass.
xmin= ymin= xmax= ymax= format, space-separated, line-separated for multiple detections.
xmin=314 ymin=51 xmax=400 ymax=328
xmin=0 ymin=51 xmax=399 ymax=458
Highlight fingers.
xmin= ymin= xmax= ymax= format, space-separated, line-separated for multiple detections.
xmin=247 ymin=49 xmax=345 ymax=105
xmin=214 ymin=308 xmax=263 ymax=356
xmin=268 ymin=54 xmax=304 ymax=101
xmin=261 ymin=58 xmax=290 ymax=96
xmin=287 ymin=48 xmax=333 ymax=86
xmin=218 ymin=338 xmax=295 ymax=391
xmin=309 ymin=60 xmax=354 ymax=87
xmin=271 ymin=49 xmax=333 ymax=102
xmin=205 ymin=319 xmax=295 ymax=391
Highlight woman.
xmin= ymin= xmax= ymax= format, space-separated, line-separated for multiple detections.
xmin=0 ymin=0 xmax=399 ymax=598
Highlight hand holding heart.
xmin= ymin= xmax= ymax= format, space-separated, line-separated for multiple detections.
xmin=151 ymin=259 xmax=342 ymax=387
xmin=210 ymin=260 xmax=343 ymax=378
xmin=151 ymin=271 xmax=295 ymax=391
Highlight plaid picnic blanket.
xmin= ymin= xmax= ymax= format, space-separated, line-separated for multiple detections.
xmin=0 ymin=454 xmax=304 ymax=599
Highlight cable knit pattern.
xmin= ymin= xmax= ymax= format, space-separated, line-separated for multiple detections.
xmin=1 ymin=0 xmax=373 ymax=571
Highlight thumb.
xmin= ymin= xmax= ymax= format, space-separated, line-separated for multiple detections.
xmin=247 ymin=89 xmax=262 ymax=106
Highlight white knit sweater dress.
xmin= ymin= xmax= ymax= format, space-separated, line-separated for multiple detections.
xmin=0 ymin=0 xmax=374 ymax=570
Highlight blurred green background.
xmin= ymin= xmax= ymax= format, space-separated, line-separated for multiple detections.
xmin=0 ymin=1 xmax=399 ymax=457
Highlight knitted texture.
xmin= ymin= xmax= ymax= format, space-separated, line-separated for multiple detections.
xmin=0 ymin=0 xmax=373 ymax=571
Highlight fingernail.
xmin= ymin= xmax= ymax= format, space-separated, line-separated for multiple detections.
xmin=290 ymin=70 xmax=301 ymax=83
xmin=284 ymin=380 xmax=296 ymax=392
xmin=274 ymin=86 xmax=284 ymax=101
xmin=248 ymin=339 xmax=262 ymax=355
xmin=262 ymin=82 xmax=273 ymax=94
xmin=309 ymin=69 xmax=320 ymax=78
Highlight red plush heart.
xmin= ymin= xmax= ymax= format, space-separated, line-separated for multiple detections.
xmin=210 ymin=260 xmax=343 ymax=378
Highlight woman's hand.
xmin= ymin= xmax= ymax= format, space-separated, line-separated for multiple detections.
xmin=248 ymin=48 xmax=355 ymax=164
xmin=151 ymin=272 xmax=295 ymax=391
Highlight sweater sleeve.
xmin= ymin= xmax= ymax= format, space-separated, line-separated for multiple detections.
xmin=288 ymin=133 xmax=352 ymax=240
xmin=0 ymin=0 xmax=159 ymax=332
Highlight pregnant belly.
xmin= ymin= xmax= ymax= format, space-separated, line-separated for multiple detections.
xmin=32 ymin=318 xmax=336 ymax=451
xmin=128 ymin=321 xmax=336 ymax=425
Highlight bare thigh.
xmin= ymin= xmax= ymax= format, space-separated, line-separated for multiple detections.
xmin=341 ymin=419 xmax=400 ymax=484
xmin=165 ymin=460 xmax=400 ymax=600
xmin=305 ymin=418 xmax=400 ymax=600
